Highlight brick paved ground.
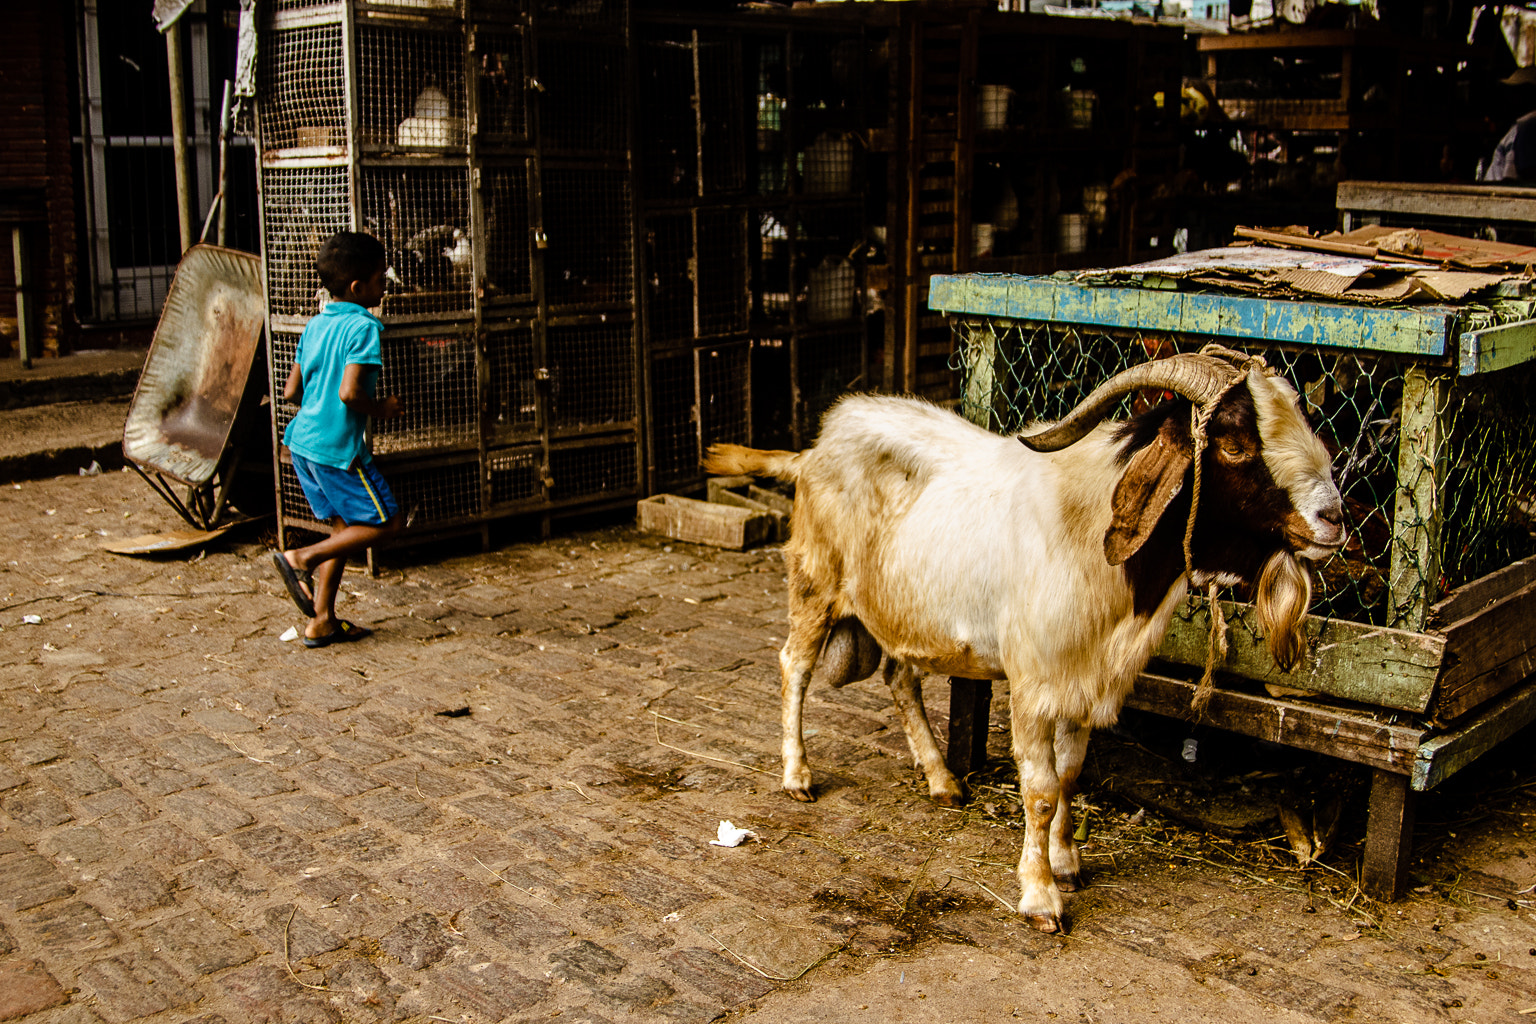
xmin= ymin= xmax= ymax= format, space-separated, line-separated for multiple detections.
xmin=0 ymin=469 xmax=1533 ymax=1024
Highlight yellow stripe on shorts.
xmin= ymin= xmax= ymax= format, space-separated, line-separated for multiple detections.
xmin=356 ymin=466 xmax=387 ymax=521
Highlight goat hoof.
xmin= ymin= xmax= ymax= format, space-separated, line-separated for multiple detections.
xmin=931 ymin=787 xmax=966 ymax=808
xmin=1054 ymin=873 xmax=1081 ymax=893
xmin=1022 ymin=912 xmax=1065 ymax=934
xmin=784 ymin=786 xmax=816 ymax=803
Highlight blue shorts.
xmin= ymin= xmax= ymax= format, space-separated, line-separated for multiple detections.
xmin=291 ymin=452 xmax=399 ymax=526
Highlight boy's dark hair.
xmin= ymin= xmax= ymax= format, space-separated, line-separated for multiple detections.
xmin=315 ymin=231 xmax=387 ymax=298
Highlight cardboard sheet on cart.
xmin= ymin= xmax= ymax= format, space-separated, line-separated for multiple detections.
xmin=1078 ymin=246 xmax=1512 ymax=304
xmin=1324 ymin=225 xmax=1536 ymax=269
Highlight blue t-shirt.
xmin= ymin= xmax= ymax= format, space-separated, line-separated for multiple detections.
xmin=282 ymin=301 xmax=384 ymax=470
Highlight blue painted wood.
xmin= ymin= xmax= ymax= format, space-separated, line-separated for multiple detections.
xmin=929 ymin=274 xmax=1458 ymax=357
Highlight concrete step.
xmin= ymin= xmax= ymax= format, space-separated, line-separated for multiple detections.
xmin=0 ymin=397 xmax=130 ymax=483
xmin=0 ymin=349 xmax=146 ymax=410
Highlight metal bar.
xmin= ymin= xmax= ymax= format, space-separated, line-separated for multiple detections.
xmin=12 ymin=228 xmax=33 ymax=369
xmin=217 ymin=79 xmax=233 ymax=247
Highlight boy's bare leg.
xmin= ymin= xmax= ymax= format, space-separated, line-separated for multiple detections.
xmin=283 ymin=517 xmax=399 ymax=638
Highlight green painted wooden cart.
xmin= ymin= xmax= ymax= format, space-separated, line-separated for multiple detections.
xmin=930 ymin=270 xmax=1536 ymax=898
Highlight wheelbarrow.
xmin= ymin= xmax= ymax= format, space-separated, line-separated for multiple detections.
xmin=121 ymin=244 xmax=269 ymax=531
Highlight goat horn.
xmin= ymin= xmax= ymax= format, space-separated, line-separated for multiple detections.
xmin=1018 ymin=353 xmax=1245 ymax=453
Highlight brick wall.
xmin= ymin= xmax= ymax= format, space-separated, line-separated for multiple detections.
xmin=0 ymin=1 xmax=78 ymax=357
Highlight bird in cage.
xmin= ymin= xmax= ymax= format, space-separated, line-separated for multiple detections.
xmin=386 ymin=224 xmax=471 ymax=294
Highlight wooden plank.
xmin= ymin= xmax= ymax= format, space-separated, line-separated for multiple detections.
xmin=1336 ymin=180 xmax=1536 ymax=224
xmin=1414 ymin=674 xmax=1536 ymax=790
xmin=946 ymin=677 xmax=994 ymax=781
xmin=1234 ymin=225 xmax=1438 ymax=264
xmin=1155 ymin=601 xmax=1443 ymax=713
xmin=1388 ymin=368 xmax=1451 ymax=630
xmin=1432 ymin=578 xmax=1536 ymax=722
xmin=1429 ymin=555 xmax=1536 ymax=628
xmin=1362 ymin=770 xmax=1415 ymax=901
xmin=928 ymin=275 xmax=1455 ymax=358
xmin=1127 ymin=670 xmax=1427 ymax=774
xmin=1458 ymin=318 xmax=1536 ymax=376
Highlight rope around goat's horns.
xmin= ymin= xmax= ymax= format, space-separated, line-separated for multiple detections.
xmin=1185 ymin=345 xmax=1272 ymax=715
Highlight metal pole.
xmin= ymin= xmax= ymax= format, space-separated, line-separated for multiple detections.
xmin=166 ymin=18 xmax=193 ymax=254
xmin=217 ymin=78 xmax=232 ymax=247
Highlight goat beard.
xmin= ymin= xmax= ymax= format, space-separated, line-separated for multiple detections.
xmin=1256 ymin=549 xmax=1312 ymax=672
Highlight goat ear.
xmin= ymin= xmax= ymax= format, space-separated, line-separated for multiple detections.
xmin=1105 ymin=420 xmax=1192 ymax=565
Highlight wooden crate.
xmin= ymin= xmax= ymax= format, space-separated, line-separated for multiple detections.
xmin=637 ymin=493 xmax=775 ymax=550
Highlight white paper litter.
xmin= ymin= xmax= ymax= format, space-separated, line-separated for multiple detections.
xmin=21 ymin=615 xmax=41 ymax=625
xmin=279 ymin=626 xmax=299 ymax=642
xmin=710 ymin=820 xmax=756 ymax=848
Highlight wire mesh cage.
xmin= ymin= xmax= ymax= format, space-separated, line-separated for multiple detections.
xmin=644 ymin=214 xmax=693 ymax=345
xmin=753 ymin=208 xmax=791 ymax=322
xmin=649 ymin=351 xmax=698 ymax=490
xmin=697 ymin=32 xmax=745 ymax=196
xmin=261 ymin=165 xmax=353 ymax=318
xmin=951 ymin=317 xmax=1536 ymax=630
xmin=794 ymin=205 xmax=863 ymax=326
xmin=269 ymin=330 xmax=301 ymax=442
xmin=537 ymin=38 xmax=629 ymax=154
xmin=390 ymin=459 xmax=483 ymax=525
xmin=486 ymin=323 xmax=539 ymax=444
xmin=536 ymin=0 xmax=625 ymax=31
xmin=361 ymin=165 xmax=474 ymax=319
xmin=473 ymin=28 xmax=529 ymax=146
xmin=696 ymin=208 xmax=749 ymax=337
xmin=542 ymin=167 xmax=633 ymax=308
xmin=488 ymin=445 xmax=543 ymax=506
xmin=796 ymin=327 xmax=864 ymax=445
xmin=637 ymin=39 xmax=699 ymax=201
xmin=546 ymin=322 xmax=635 ymax=431
xmin=371 ymin=328 xmax=480 ymax=454
xmin=698 ymin=342 xmax=751 ymax=453
xmin=549 ymin=441 xmax=637 ymax=502
xmin=258 ymin=24 xmax=347 ymax=152
xmin=483 ymin=162 xmax=534 ymax=305
xmin=357 ymin=24 xmax=469 ymax=151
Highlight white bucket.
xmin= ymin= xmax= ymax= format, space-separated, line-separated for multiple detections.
xmin=806 ymin=256 xmax=855 ymax=323
xmin=1057 ymin=214 xmax=1087 ymax=254
xmin=803 ymin=133 xmax=855 ymax=194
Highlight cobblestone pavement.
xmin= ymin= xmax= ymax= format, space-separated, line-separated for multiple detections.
xmin=1 ymin=470 xmax=1534 ymax=1024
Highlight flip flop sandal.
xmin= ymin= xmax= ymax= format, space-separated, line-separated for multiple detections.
xmin=271 ymin=550 xmax=315 ymax=618
xmin=303 ymin=620 xmax=373 ymax=648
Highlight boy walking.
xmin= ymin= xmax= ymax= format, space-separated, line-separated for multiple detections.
xmin=270 ymin=231 xmax=405 ymax=647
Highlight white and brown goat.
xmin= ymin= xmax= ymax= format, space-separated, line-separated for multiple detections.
xmin=702 ymin=350 xmax=1344 ymax=933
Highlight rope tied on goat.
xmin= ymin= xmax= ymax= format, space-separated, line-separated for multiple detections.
xmin=1184 ymin=344 xmax=1276 ymax=715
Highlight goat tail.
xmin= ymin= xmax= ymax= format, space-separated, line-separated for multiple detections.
xmin=1256 ymin=549 xmax=1312 ymax=673
xmin=701 ymin=443 xmax=802 ymax=483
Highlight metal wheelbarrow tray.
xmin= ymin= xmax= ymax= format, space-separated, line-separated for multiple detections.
xmin=122 ymin=244 xmax=268 ymax=529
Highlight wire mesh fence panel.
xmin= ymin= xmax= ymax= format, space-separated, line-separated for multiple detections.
xmin=357 ymin=24 xmax=469 ymax=151
xmin=472 ymin=0 xmax=528 ymax=17
xmin=257 ymin=25 xmax=347 ymax=152
xmin=278 ymin=458 xmax=316 ymax=523
xmin=474 ymin=29 xmax=529 ymax=146
xmin=361 ymin=165 xmax=474 ymax=318
xmin=649 ymin=351 xmax=697 ymax=489
xmin=483 ymin=163 xmax=534 ymax=304
xmin=269 ymin=331 xmax=302 ymax=443
xmin=270 ymin=0 xmax=341 ymax=11
xmin=697 ymin=32 xmax=744 ymax=195
xmin=546 ymin=322 xmax=635 ymax=432
xmin=696 ymin=208 xmax=748 ymax=337
xmin=698 ymin=342 xmax=750 ymax=453
xmin=753 ymin=208 xmax=791 ymax=323
xmin=794 ymin=205 xmax=863 ymax=327
xmin=360 ymin=0 xmax=465 ymax=16
xmin=542 ymin=167 xmax=633 ymax=308
xmin=536 ymin=0 xmax=625 ymax=31
xmin=488 ymin=445 xmax=543 ymax=506
xmin=643 ymin=214 xmax=693 ymax=345
xmin=262 ymin=165 xmax=353 ymax=318
xmin=537 ymin=38 xmax=628 ymax=154
xmin=371 ymin=329 xmax=479 ymax=454
xmin=486 ymin=324 xmax=538 ymax=444
xmin=950 ymin=317 xmax=1536 ymax=629
xmin=752 ymin=40 xmax=789 ymax=196
xmin=388 ymin=459 xmax=482 ymax=525
xmin=549 ymin=442 xmax=637 ymax=502
xmin=637 ymin=38 xmax=699 ymax=200
xmin=796 ymin=328 xmax=863 ymax=445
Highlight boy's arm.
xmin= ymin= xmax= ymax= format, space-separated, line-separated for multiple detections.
xmin=282 ymin=363 xmax=303 ymax=405
xmin=339 ymin=362 xmax=404 ymax=420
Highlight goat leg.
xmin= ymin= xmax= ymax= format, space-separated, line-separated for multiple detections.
xmin=778 ymin=611 xmax=830 ymax=802
xmin=1050 ymin=720 xmax=1091 ymax=892
xmin=885 ymin=661 xmax=964 ymax=806
xmin=1013 ymin=713 xmax=1067 ymax=932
